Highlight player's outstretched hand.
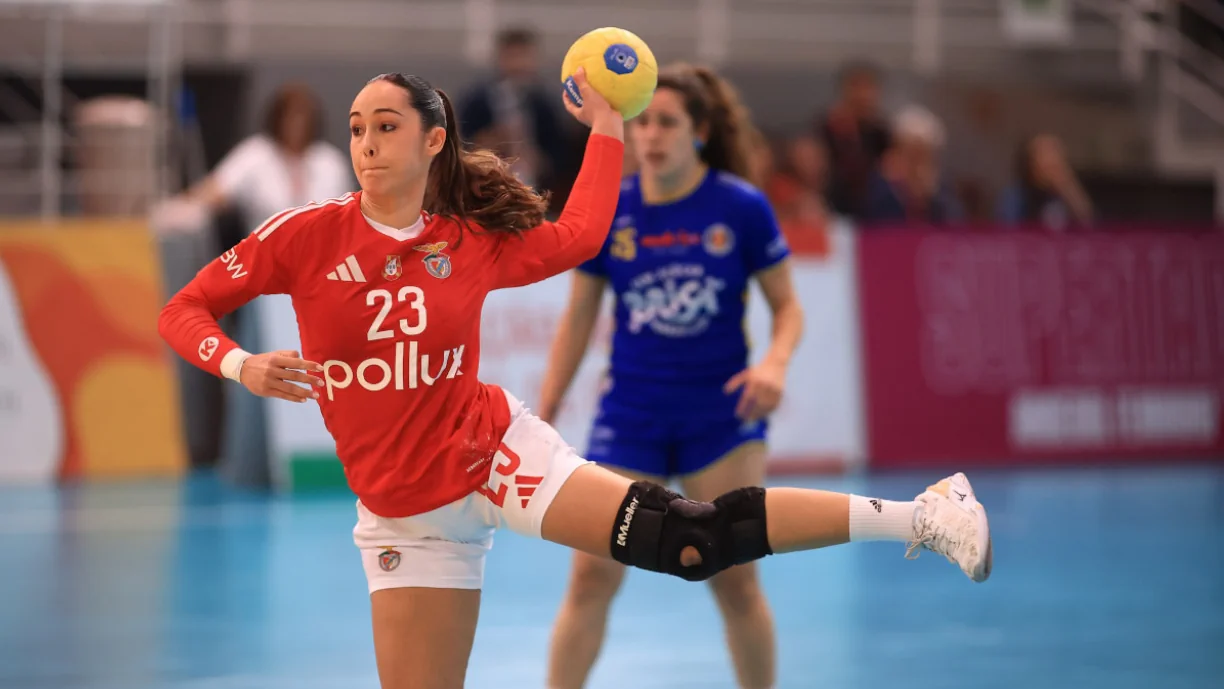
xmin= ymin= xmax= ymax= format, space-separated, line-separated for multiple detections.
xmin=239 ymin=350 xmax=324 ymax=403
xmin=724 ymin=360 xmax=786 ymax=423
xmin=563 ymin=67 xmax=623 ymax=140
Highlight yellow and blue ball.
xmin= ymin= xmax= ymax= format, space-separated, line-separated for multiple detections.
xmin=561 ymin=27 xmax=657 ymax=120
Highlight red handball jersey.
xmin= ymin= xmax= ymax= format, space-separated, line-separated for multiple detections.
xmin=159 ymin=133 xmax=624 ymax=517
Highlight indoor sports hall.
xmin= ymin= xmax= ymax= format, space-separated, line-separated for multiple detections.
xmin=1 ymin=2 xmax=1221 ymax=688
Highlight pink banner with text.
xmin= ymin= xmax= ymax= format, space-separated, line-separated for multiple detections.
xmin=856 ymin=228 xmax=1224 ymax=468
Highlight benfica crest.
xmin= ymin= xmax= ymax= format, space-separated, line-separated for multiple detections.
xmin=378 ymin=547 xmax=402 ymax=572
xmin=383 ymin=254 xmax=403 ymax=281
xmin=413 ymin=241 xmax=452 ymax=279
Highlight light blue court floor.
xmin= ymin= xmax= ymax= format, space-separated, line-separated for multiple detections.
xmin=1 ymin=464 xmax=1221 ymax=689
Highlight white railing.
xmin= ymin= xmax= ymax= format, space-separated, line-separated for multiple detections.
xmin=0 ymin=0 xmax=1123 ymax=71
xmin=1080 ymin=0 xmax=1224 ymax=220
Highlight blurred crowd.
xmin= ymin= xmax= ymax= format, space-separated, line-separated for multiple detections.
xmin=162 ymin=28 xmax=1101 ymax=258
xmin=452 ymin=30 xmax=1100 ymax=259
xmin=444 ymin=29 xmax=1099 ymax=257
xmin=754 ymin=60 xmax=1095 ymax=243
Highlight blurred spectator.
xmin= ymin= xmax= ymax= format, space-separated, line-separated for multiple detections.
xmin=863 ymin=105 xmax=963 ymax=226
xmin=155 ymin=82 xmax=352 ymax=236
xmin=747 ymin=128 xmax=775 ymax=190
xmin=950 ymin=87 xmax=1011 ymax=223
xmin=152 ymin=82 xmax=353 ymax=487
xmin=457 ymin=27 xmax=569 ymax=199
xmin=997 ymin=133 xmax=1094 ymax=230
xmin=764 ymin=134 xmax=831 ymax=254
xmin=816 ymin=60 xmax=892 ymax=218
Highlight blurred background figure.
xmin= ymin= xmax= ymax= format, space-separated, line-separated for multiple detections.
xmin=816 ymin=60 xmax=891 ymax=220
xmin=152 ymin=82 xmax=353 ymax=486
xmin=997 ymin=133 xmax=1094 ymax=230
xmin=156 ymin=82 xmax=351 ymax=242
xmin=458 ymin=27 xmax=570 ymax=205
xmin=863 ymin=105 xmax=962 ymax=226
xmin=764 ymin=133 xmax=831 ymax=253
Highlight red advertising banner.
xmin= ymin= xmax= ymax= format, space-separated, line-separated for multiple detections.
xmin=856 ymin=229 xmax=1224 ymax=468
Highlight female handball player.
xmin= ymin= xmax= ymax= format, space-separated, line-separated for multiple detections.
xmin=541 ymin=63 xmax=799 ymax=689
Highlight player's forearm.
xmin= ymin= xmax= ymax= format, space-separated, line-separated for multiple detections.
xmin=158 ymin=284 xmax=247 ymax=381
xmin=762 ymin=297 xmax=804 ymax=369
xmin=538 ymin=307 xmax=599 ymax=419
xmin=541 ymin=133 xmax=625 ymax=268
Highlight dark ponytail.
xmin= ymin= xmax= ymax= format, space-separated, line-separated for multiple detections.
xmin=369 ymin=73 xmax=550 ymax=240
xmin=655 ymin=63 xmax=759 ymax=185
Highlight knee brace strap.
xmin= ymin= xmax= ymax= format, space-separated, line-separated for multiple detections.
xmin=609 ymin=481 xmax=773 ymax=582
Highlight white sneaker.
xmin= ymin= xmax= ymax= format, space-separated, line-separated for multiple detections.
xmin=906 ymin=472 xmax=993 ymax=583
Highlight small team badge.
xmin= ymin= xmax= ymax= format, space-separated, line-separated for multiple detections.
xmin=703 ymin=223 xmax=735 ymax=257
xmin=383 ymin=255 xmax=403 ymax=281
xmin=378 ymin=546 xmax=402 ymax=572
xmin=414 ymin=241 xmax=452 ymax=279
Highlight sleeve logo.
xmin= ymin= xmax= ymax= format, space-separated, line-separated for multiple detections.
xmin=766 ymin=234 xmax=790 ymax=258
xmin=220 ymin=248 xmax=248 ymax=280
xmin=198 ymin=336 xmax=219 ymax=362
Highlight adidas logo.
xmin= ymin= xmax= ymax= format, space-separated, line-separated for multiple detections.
xmin=869 ymin=498 xmax=882 ymax=513
xmin=516 ymin=474 xmax=543 ymax=509
xmin=326 ymin=255 xmax=367 ymax=283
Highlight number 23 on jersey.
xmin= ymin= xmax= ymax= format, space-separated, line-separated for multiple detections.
xmin=321 ymin=285 xmax=465 ymax=400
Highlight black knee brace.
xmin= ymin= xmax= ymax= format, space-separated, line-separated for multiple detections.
xmin=609 ymin=481 xmax=772 ymax=582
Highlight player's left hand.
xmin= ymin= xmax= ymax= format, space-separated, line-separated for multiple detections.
xmin=724 ymin=360 xmax=786 ymax=422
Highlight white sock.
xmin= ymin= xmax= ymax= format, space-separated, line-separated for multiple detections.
xmin=848 ymin=495 xmax=917 ymax=542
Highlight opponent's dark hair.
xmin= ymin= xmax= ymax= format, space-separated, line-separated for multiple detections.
xmin=368 ymin=73 xmax=549 ymax=238
xmin=654 ymin=63 xmax=760 ymax=184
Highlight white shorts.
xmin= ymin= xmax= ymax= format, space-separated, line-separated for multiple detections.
xmin=352 ymin=390 xmax=590 ymax=592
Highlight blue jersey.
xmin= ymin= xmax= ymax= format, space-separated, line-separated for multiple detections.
xmin=577 ymin=170 xmax=790 ymax=419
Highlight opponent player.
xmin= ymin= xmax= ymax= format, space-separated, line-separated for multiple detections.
xmin=540 ymin=63 xmax=795 ymax=689
xmin=158 ymin=68 xmax=992 ymax=689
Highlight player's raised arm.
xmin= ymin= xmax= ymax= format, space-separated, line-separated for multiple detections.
xmin=492 ymin=68 xmax=625 ymax=289
xmin=157 ymin=205 xmax=323 ymax=402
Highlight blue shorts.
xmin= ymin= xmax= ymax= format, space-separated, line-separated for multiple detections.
xmin=584 ymin=410 xmax=768 ymax=479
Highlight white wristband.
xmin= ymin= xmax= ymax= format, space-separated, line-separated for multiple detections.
xmin=220 ymin=348 xmax=253 ymax=383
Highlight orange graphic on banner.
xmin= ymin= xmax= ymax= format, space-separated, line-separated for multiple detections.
xmin=0 ymin=220 xmax=187 ymax=480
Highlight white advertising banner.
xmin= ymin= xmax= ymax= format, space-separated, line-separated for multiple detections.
xmin=0 ymin=261 xmax=63 ymax=483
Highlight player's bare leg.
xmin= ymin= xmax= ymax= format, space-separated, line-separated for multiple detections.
xmin=678 ymin=441 xmax=775 ymax=689
xmin=541 ymin=464 xmax=633 ymax=553
xmin=541 ymin=465 xmax=991 ymax=584
xmin=369 ymin=587 xmax=480 ymax=689
xmin=547 ymin=466 xmax=662 ymax=689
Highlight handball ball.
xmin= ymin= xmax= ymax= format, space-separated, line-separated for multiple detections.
xmin=561 ymin=27 xmax=657 ymax=120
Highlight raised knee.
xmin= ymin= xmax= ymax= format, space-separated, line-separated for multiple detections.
xmin=609 ymin=481 xmax=772 ymax=582
xmin=567 ymin=555 xmax=625 ymax=606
